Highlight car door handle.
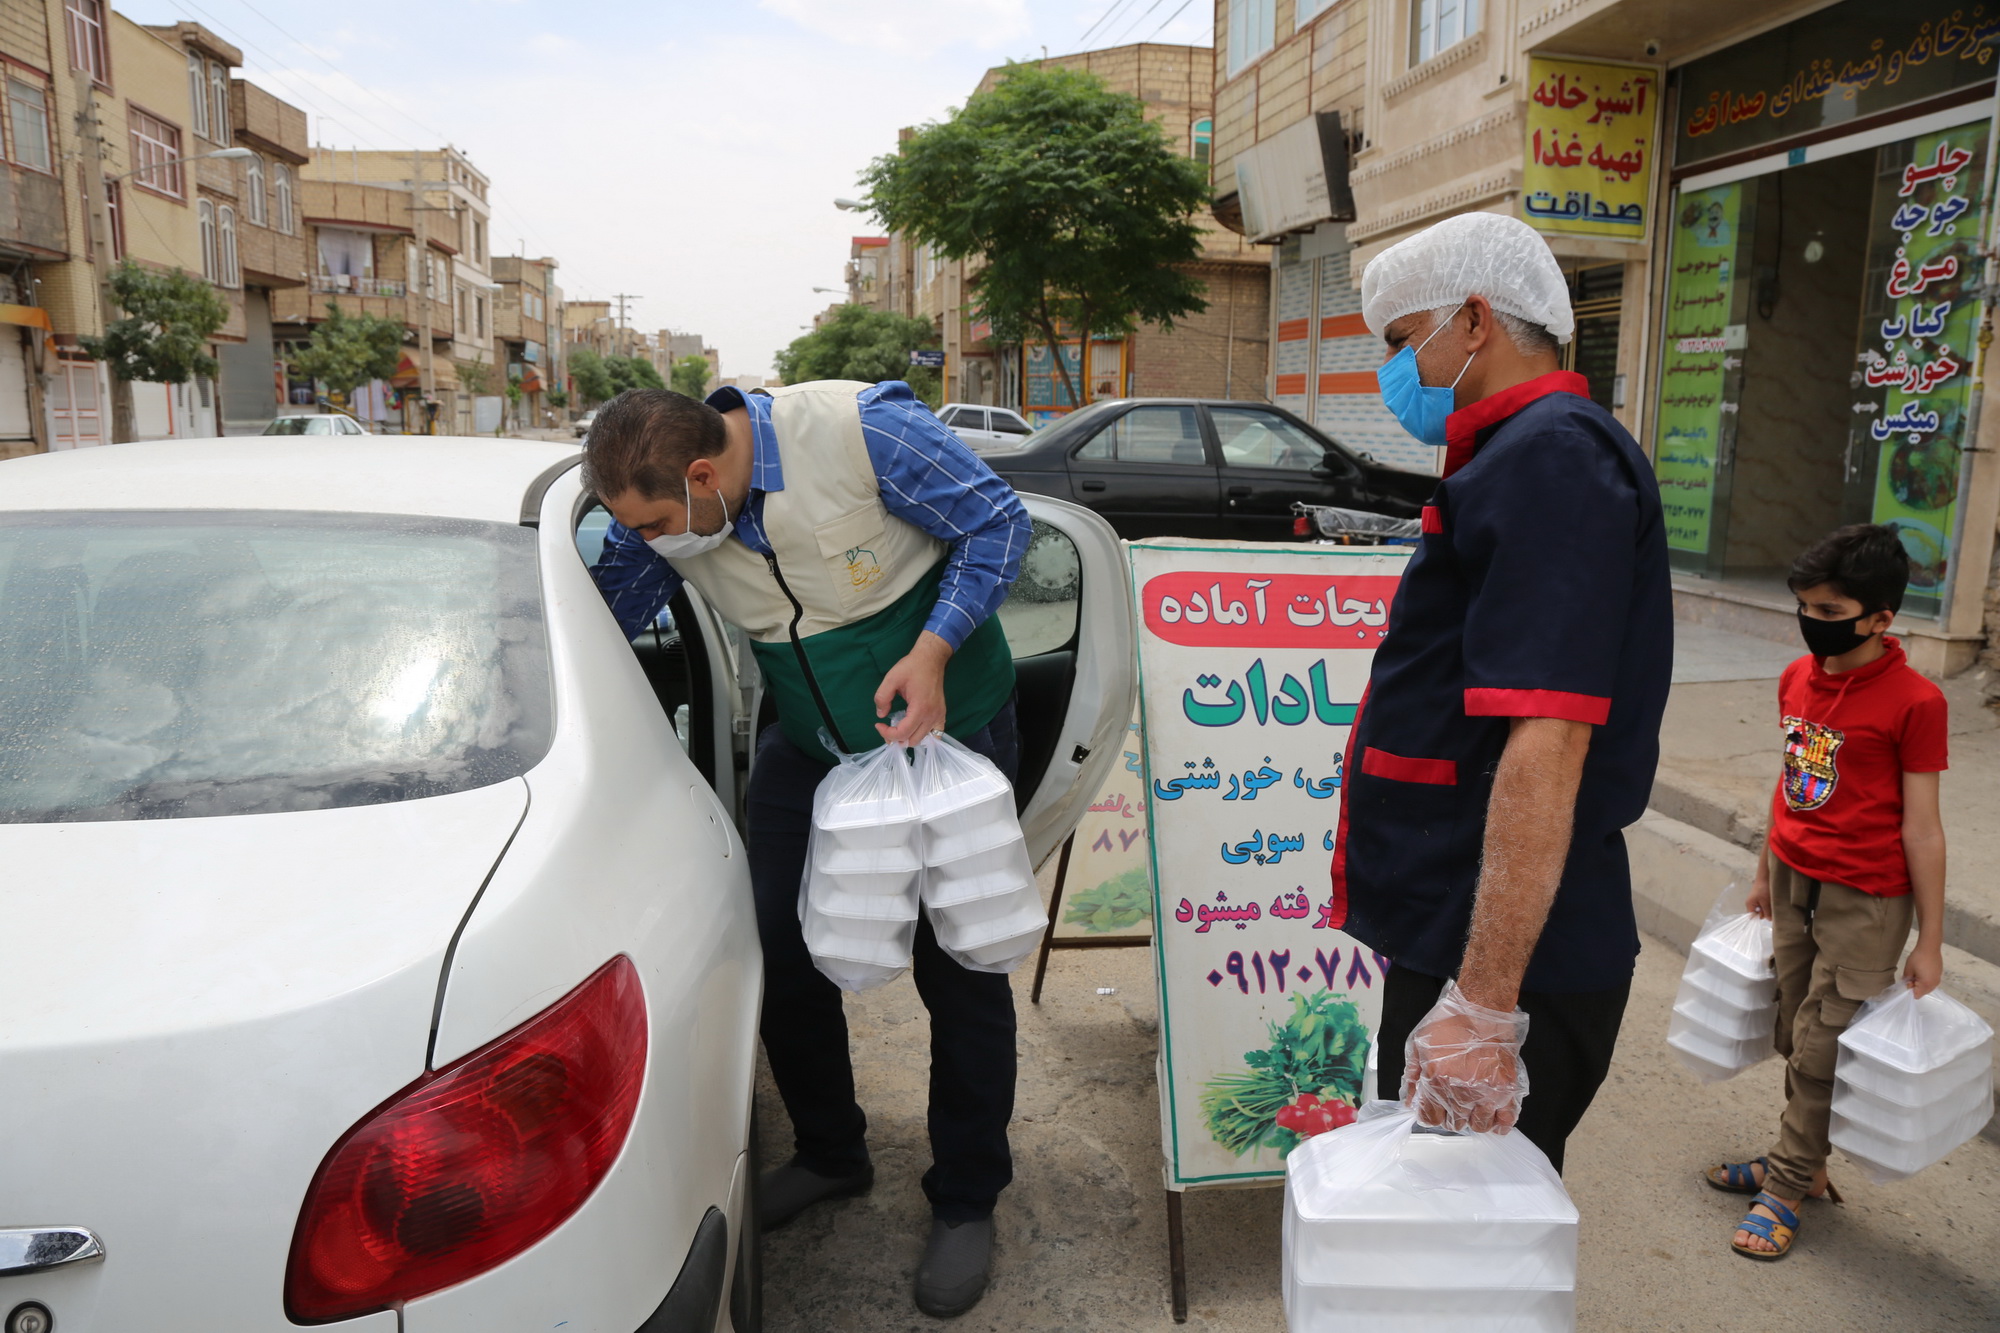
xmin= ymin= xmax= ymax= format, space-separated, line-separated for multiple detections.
xmin=1080 ymin=480 xmax=1106 ymax=492
xmin=1 ymin=1228 xmax=105 ymax=1277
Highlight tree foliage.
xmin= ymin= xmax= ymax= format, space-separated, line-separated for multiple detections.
xmin=862 ymin=62 xmax=1209 ymax=407
xmin=605 ymin=355 xmax=665 ymax=394
xmin=775 ymin=304 xmax=941 ymax=403
xmin=546 ymin=385 xmax=570 ymax=410
xmin=670 ymin=354 xmax=711 ymax=398
xmin=569 ymin=348 xmax=614 ymax=405
xmin=283 ymin=300 xmax=405 ymax=398
xmin=80 ymin=261 xmax=230 ymax=384
xmin=454 ymin=358 xmax=497 ymax=397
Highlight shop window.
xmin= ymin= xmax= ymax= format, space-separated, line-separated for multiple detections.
xmin=7 ymin=77 xmax=53 ymax=173
xmin=129 ymin=107 xmax=184 ymax=198
xmin=1227 ymin=0 xmax=1276 ymax=76
xmin=1192 ymin=117 xmax=1212 ymax=166
xmin=198 ymin=199 xmax=218 ymax=282
xmin=244 ymin=153 xmax=265 ymax=225
xmin=1411 ymin=0 xmax=1480 ymax=65
xmin=66 ymin=0 xmax=109 ymax=85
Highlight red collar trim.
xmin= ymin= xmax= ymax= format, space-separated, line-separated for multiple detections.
xmin=1441 ymin=371 xmax=1591 ymax=478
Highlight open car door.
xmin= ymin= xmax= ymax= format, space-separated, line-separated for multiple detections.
xmin=999 ymin=494 xmax=1136 ymax=867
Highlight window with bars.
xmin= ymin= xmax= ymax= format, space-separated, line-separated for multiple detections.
xmin=130 ymin=108 xmax=184 ymax=198
xmin=1411 ymin=0 xmax=1480 ymax=65
xmin=218 ymin=205 xmax=239 ymax=287
xmin=7 ymin=76 xmax=53 ymax=173
xmin=198 ymin=199 xmax=218 ymax=281
xmin=66 ymin=0 xmax=109 ymax=85
xmin=274 ymin=162 xmax=294 ymax=234
xmin=244 ymin=153 xmax=266 ymax=225
xmin=208 ymin=61 xmax=229 ymax=145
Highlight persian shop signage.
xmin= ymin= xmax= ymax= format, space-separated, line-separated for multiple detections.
xmin=1522 ymin=56 xmax=1662 ymax=239
xmin=1676 ymin=0 xmax=2000 ymax=168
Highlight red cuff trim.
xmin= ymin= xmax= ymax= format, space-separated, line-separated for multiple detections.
xmin=1361 ymin=746 xmax=1458 ymax=786
xmin=1442 ymin=370 xmax=1591 ymax=477
xmin=1420 ymin=504 xmax=1444 ymax=534
xmin=1464 ymin=687 xmax=1611 ymax=725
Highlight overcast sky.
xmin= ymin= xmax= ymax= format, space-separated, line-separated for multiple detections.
xmin=117 ymin=0 xmax=1214 ymax=380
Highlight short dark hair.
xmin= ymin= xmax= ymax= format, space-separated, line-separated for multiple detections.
xmin=1787 ymin=523 xmax=1911 ymax=615
xmin=581 ymin=389 xmax=727 ymax=502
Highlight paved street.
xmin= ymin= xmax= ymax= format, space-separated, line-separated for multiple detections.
xmin=757 ymin=910 xmax=2000 ymax=1331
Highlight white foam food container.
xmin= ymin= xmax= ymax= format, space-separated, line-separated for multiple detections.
xmin=814 ymin=840 xmax=922 ymax=876
xmin=1671 ymin=989 xmax=1776 ymax=1043
xmin=1680 ymin=952 xmax=1778 ymax=1012
xmin=1831 ymin=1072 xmax=1991 ymax=1140
xmin=923 ymin=839 xmax=1036 ymax=909
xmin=1667 ymin=1012 xmax=1773 ymax=1082
xmin=1837 ymin=989 xmax=1995 ymax=1075
xmin=1830 ymin=1086 xmax=1994 ymax=1177
xmin=930 ymin=896 xmax=1047 ymax=951
xmin=929 ymin=883 xmax=1042 ymax=931
xmin=811 ymin=883 xmax=921 ymax=926
xmin=1284 ymin=1284 xmax=1575 ymax=1333
xmin=804 ymin=909 xmax=916 ymax=967
xmin=923 ymin=812 xmax=1024 ymax=864
xmin=1691 ymin=925 xmax=1775 ymax=982
xmin=917 ymin=761 xmax=1012 ymax=819
xmin=1834 ymin=1044 xmax=1991 ymax=1105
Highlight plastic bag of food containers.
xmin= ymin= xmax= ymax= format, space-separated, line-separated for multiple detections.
xmin=801 ymin=740 xmax=922 ymax=992
xmin=1667 ymin=883 xmax=1778 ymax=1084
xmin=1283 ymin=1102 xmax=1578 ymax=1332
xmin=1831 ymin=984 xmax=1994 ymax=1184
xmin=913 ymin=732 xmax=1043 ymax=975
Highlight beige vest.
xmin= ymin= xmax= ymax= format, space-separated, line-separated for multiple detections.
xmin=668 ymin=381 xmax=946 ymax=642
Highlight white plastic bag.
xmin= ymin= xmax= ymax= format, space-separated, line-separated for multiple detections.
xmin=913 ymin=733 xmax=1043 ymax=975
xmin=1283 ymin=1103 xmax=1577 ymax=1332
xmin=802 ymin=741 xmax=922 ymax=991
xmin=1667 ymin=882 xmax=1777 ymax=1084
xmin=1831 ymin=984 xmax=1995 ymax=1183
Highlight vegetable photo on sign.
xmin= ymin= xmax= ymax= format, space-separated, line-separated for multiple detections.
xmin=1201 ymin=990 xmax=1370 ymax=1159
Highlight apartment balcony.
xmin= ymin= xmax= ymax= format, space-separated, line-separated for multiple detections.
xmin=310 ymin=274 xmax=407 ymax=297
xmin=271 ymin=283 xmax=450 ymax=332
xmin=0 ymin=164 xmax=69 ymax=260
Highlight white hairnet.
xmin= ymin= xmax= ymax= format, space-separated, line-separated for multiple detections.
xmin=1360 ymin=212 xmax=1574 ymax=344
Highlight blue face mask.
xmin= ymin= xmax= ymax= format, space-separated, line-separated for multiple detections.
xmin=1376 ymin=305 xmax=1476 ymax=448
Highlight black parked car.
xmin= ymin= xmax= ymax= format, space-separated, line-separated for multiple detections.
xmin=979 ymin=398 xmax=1435 ymax=541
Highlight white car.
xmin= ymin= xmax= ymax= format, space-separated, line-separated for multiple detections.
xmin=263 ymin=412 xmax=369 ymax=436
xmin=574 ymin=409 xmax=598 ymax=439
xmin=0 ymin=437 xmax=1133 ymax=1333
xmin=937 ymin=403 xmax=1035 ymax=449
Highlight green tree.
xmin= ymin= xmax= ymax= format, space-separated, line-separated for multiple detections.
xmin=454 ymin=358 xmax=496 ymax=397
xmin=547 ymin=385 xmax=570 ymax=411
xmin=569 ymin=348 xmax=614 ymax=405
xmin=775 ymin=304 xmax=941 ymax=403
xmin=862 ymin=62 xmax=1209 ymax=408
xmin=670 ymin=354 xmax=710 ymax=397
xmin=504 ymin=373 xmax=524 ymax=432
xmin=284 ymin=300 xmax=405 ymax=401
xmin=603 ymin=355 xmax=665 ymax=395
xmin=78 ymin=261 xmax=229 ymax=441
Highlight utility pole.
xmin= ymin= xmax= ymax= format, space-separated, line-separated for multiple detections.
xmin=409 ymin=150 xmax=436 ymax=432
xmin=73 ymin=68 xmax=132 ymax=443
xmin=612 ymin=293 xmax=640 ymax=358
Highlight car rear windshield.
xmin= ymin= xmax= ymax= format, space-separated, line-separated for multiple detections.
xmin=263 ymin=418 xmax=319 ymax=435
xmin=0 ymin=511 xmax=553 ymax=823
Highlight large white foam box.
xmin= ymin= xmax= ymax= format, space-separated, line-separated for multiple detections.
xmin=1283 ymin=1104 xmax=1577 ymax=1332
xmin=1667 ymin=887 xmax=1777 ymax=1084
xmin=914 ymin=732 xmax=1043 ymax=974
xmin=803 ymin=741 xmax=922 ymax=991
xmin=1832 ymin=985 xmax=1994 ymax=1183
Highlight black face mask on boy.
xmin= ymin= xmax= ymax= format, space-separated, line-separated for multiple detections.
xmin=1796 ymin=608 xmax=1877 ymax=658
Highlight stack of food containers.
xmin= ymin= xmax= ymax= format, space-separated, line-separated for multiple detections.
xmin=1283 ymin=1106 xmax=1578 ymax=1332
xmin=1831 ymin=986 xmax=1995 ymax=1182
xmin=1667 ymin=910 xmax=1777 ymax=1083
xmin=802 ymin=744 xmax=923 ymax=991
xmin=915 ymin=734 xmax=1044 ymax=974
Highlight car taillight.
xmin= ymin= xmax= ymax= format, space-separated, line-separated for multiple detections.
xmin=285 ymin=956 xmax=647 ymax=1323
xmin=1293 ymin=515 xmax=1311 ymax=537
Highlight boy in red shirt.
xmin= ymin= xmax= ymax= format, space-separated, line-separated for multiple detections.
xmin=1704 ymin=524 xmax=1949 ymax=1260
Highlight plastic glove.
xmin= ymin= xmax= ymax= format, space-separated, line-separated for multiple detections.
xmin=1401 ymin=980 xmax=1531 ymax=1134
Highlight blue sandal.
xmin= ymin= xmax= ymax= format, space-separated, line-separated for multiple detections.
xmin=1731 ymin=1191 xmax=1800 ymax=1261
xmin=1704 ymin=1158 xmax=1843 ymax=1203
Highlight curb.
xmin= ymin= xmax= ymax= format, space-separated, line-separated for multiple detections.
xmin=1629 ymin=808 xmax=2000 ymax=1146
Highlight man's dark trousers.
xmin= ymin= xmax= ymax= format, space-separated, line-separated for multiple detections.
xmin=746 ymin=700 xmax=1019 ymax=1224
xmin=1374 ymin=965 xmax=1630 ymax=1173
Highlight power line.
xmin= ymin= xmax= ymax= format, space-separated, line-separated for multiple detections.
xmin=1077 ymin=0 xmax=1141 ymax=46
xmin=1106 ymin=0 xmax=1175 ymax=45
xmin=1146 ymin=0 xmax=1198 ymax=40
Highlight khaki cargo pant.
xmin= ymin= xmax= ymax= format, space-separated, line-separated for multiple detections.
xmin=1765 ymin=857 xmax=1913 ymax=1199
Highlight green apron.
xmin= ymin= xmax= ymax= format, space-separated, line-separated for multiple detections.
xmin=750 ymin=558 xmax=1015 ymax=764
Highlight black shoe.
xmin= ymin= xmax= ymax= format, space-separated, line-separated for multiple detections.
xmin=913 ymin=1217 xmax=993 ymax=1318
xmin=757 ymin=1157 xmax=873 ymax=1231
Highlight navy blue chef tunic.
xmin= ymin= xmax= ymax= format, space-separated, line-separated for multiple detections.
xmin=1328 ymin=371 xmax=1673 ymax=994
